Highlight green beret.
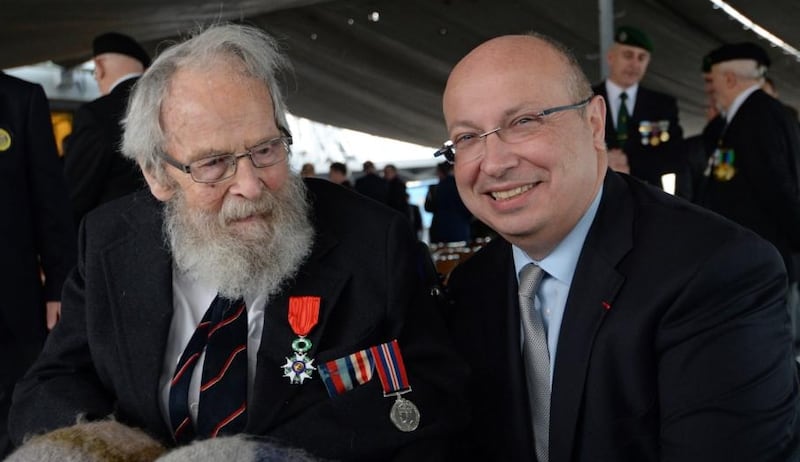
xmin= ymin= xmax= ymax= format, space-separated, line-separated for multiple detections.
xmin=615 ymin=26 xmax=653 ymax=53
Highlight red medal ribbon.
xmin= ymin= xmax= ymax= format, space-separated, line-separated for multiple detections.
xmin=288 ymin=296 xmax=320 ymax=336
xmin=370 ymin=339 xmax=411 ymax=395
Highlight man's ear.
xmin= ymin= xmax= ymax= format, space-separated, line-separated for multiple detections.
xmin=588 ymin=96 xmax=607 ymax=151
xmin=93 ymin=58 xmax=105 ymax=82
xmin=142 ymin=167 xmax=175 ymax=202
xmin=724 ymin=70 xmax=738 ymax=88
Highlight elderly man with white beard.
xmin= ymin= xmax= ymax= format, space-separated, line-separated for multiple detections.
xmin=8 ymin=24 xmax=467 ymax=461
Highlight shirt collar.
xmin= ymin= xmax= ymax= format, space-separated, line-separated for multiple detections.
xmin=513 ymin=185 xmax=603 ymax=285
xmin=725 ymin=83 xmax=761 ymax=124
xmin=108 ymin=72 xmax=142 ymax=93
xmin=605 ymin=80 xmax=639 ymax=105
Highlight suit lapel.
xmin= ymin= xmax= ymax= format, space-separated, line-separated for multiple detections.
xmin=246 ymin=230 xmax=348 ymax=433
xmin=549 ymin=172 xmax=631 ymax=462
xmin=104 ymin=194 xmax=175 ymax=436
xmin=467 ymin=241 xmax=537 ymax=459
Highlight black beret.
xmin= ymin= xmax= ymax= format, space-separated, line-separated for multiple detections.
xmin=92 ymin=32 xmax=151 ymax=68
xmin=614 ymin=26 xmax=653 ymax=52
xmin=706 ymin=42 xmax=770 ymax=69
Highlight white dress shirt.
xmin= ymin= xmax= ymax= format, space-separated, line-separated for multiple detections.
xmin=605 ymin=80 xmax=639 ymax=129
xmin=159 ymin=268 xmax=267 ymax=431
xmin=513 ymin=186 xmax=603 ymax=385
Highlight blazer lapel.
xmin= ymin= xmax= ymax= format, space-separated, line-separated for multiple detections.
xmin=246 ymin=230 xmax=349 ymax=433
xmin=469 ymin=241 xmax=537 ymax=459
xmin=105 ymin=194 xmax=175 ymax=436
xmin=549 ymin=172 xmax=631 ymax=462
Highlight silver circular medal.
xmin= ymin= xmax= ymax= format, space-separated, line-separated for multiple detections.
xmin=390 ymin=396 xmax=420 ymax=432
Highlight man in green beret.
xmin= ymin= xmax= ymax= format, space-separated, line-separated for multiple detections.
xmin=592 ymin=26 xmax=686 ymax=194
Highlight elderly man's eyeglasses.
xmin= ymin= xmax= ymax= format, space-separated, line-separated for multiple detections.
xmin=159 ymin=131 xmax=293 ymax=184
xmin=434 ymin=96 xmax=593 ymax=164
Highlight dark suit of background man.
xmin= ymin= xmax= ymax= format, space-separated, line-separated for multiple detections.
xmin=63 ymin=32 xmax=150 ymax=226
xmin=592 ymin=26 xmax=685 ymax=192
xmin=0 ymin=72 xmax=77 ymax=456
xmin=697 ymin=42 xmax=800 ymax=354
xmin=383 ymin=163 xmax=408 ymax=214
xmin=354 ymin=160 xmax=388 ymax=204
xmin=438 ymin=32 xmax=799 ymax=461
xmin=9 ymin=24 xmax=467 ymax=460
xmin=424 ymin=161 xmax=472 ymax=244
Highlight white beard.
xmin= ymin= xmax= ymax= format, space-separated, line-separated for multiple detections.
xmin=164 ymin=175 xmax=314 ymax=300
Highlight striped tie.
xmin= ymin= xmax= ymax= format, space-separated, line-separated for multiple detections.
xmin=168 ymin=295 xmax=248 ymax=443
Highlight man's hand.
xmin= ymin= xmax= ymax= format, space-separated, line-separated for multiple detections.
xmin=607 ymin=148 xmax=630 ymax=174
xmin=46 ymin=301 xmax=61 ymax=330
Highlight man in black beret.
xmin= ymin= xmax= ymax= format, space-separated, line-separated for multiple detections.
xmin=696 ymin=41 xmax=800 ymax=354
xmin=676 ymin=53 xmax=727 ymax=200
xmin=63 ymin=31 xmax=151 ymax=226
xmin=592 ymin=26 xmax=686 ymax=193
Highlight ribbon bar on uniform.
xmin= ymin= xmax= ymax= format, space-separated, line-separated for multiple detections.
xmin=319 ymin=349 xmax=375 ymax=397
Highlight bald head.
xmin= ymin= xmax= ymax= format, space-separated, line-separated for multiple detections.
xmin=444 ymin=34 xmax=592 ymax=121
xmin=441 ymin=33 xmax=607 ymax=259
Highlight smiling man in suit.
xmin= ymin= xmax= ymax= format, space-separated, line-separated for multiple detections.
xmin=9 ymin=24 xmax=466 ymax=460
xmin=592 ymin=26 xmax=685 ymax=192
xmin=438 ymin=32 xmax=799 ymax=461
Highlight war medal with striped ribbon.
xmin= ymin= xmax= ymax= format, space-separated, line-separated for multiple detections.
xmin=370 ymin=340 xmax=420 ymax=432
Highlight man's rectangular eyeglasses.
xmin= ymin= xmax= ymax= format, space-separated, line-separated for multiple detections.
xmin=159 ymin=130 xmax=292 ymax=184
xmin=434 ymin=96 xmax=593 ymax=164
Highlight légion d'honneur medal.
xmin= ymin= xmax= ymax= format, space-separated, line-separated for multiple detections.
xmin=370 ymin=340 xmax=420 ymax=432
xmin=282 ymin=296 xmax=320 ymax=384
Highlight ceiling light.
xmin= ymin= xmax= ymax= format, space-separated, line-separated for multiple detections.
xmin=709 ymin=0 xmax=800 ymax=61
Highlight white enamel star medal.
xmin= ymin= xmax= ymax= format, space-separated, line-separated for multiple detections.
xmin=281 ymin=296 xmax=320 ymax=384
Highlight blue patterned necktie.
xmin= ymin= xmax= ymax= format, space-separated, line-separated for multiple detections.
xmin=168 ymin=294 xmax=248 ymax=443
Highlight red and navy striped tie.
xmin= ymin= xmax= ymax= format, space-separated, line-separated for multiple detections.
xmin=168 ymin=295 xmax=248 ymax=443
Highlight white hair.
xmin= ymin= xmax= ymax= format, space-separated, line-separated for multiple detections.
xmin=716 ymin=59 xmax=766 ymax=82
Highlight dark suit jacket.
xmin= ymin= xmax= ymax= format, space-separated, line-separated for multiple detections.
xmin=386 ymin=177 xmax=408 ymax=214
xmin=445 ymin=171 xmax=800 ymax=461
xmin=355 ymin=172 xmax=388 ymax=204
xmin=425 ymin=175 xmax=471 ymax=244
xmin=697 ymin=89 xmax=800 ymax=281
xmin=9 ymin=179 xmax=468 ymax=461
xmin=676 ymin=116 xmax=725 ymax=201
xmin=63 ymin=77 xmax=145 ymax=225
xmin=0 ymin=72 xmax=76 ymax=454
xmin=593 ymin=82 xmax=685 ymax=189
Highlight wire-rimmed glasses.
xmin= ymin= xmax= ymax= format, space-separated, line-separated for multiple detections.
xmin=159 ymin=131 xmax=293 ymax=183
xmin=434 ymin=96 xmax=593 ymax=164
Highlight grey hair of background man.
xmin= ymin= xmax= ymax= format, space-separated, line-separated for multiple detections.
xmin=525 ymin=31 xmax=594 ymax=104
xmin=121 ymin=24 xmax=291 ymax=185
xmin=715 ymin=58 xmax=767 ymax=82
